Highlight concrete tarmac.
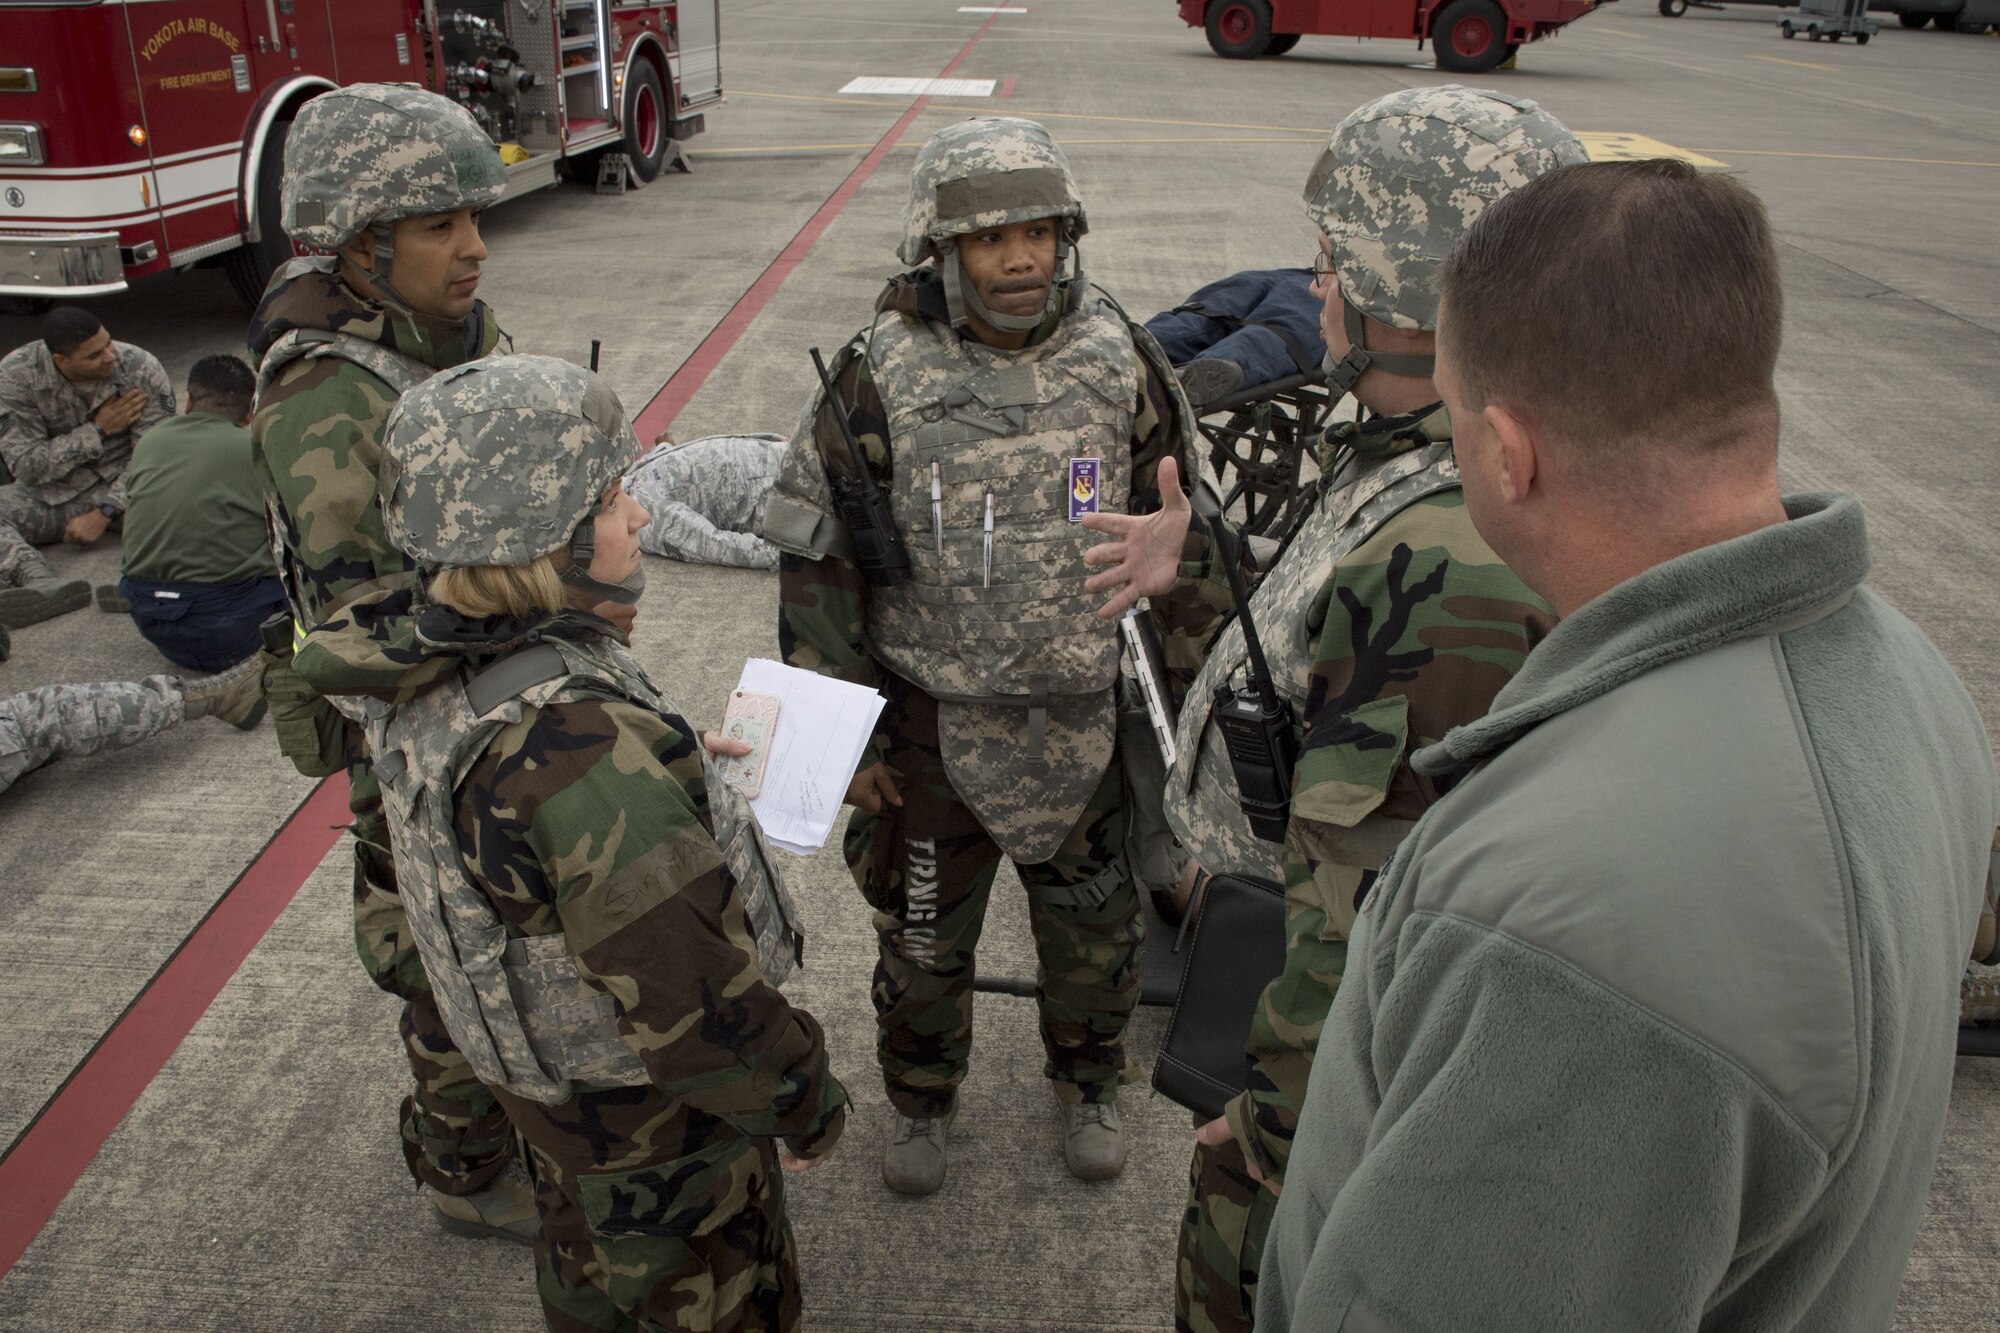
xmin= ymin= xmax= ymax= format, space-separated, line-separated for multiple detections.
xmin=1 ymin=0 xmax=1996 ymax=1328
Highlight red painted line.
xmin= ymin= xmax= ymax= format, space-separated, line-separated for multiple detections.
xmin=632 ymin=14 xmax=1003 ymax=443
xmin=0 ymin=775 xmax=351 ymax=1279
xmin=998 ymin=75 xmax=1017 ymax=99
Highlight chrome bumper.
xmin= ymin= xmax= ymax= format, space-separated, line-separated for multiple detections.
xmin=0 ymin=230 xmax=127 ymax=298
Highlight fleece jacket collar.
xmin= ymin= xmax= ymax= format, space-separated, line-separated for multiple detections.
xmin=1414 ymin=491 xmax=1869 ymax=778
xmin=248 ymin=256 xmax=497 ymax=372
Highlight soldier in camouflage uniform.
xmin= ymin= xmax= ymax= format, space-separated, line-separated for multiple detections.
xmin=762 ymin=116 xmax=1218 ymax=1195
xmin=0 ymin=652 xmax=266 ymax=795
xmin=1081 ymin=87 xmax=1584 ymax=1331
xmin=625 ymin=433 xmax=788 ymax=569
xmin=296 ymin=356 xmax=848 ymax=1333
xmin=0 ymin=306 xmax=174 ymax=627
xmin=247 ymin=84 xmax=525 ymax=1238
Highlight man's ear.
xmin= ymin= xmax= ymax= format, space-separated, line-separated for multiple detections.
xmin=340 ymin=230 xmax=375 ymax=274
xmin=1483 ymin=402 xmax=1539 ymax=505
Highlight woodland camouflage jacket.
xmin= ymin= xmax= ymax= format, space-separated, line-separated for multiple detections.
xmin=297 ymin=589 xmax=851 ymax=1164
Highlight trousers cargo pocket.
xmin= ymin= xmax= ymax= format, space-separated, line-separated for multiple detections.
xmin=577 ymin=1137 xmax=767 ymax=1240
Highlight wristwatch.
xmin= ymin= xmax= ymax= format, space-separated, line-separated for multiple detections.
xmin=97 ymin=502 xmax=121 ymax=521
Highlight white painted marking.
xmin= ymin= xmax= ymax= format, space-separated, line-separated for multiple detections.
xmin=837 ymin=76 xmax=997 ymax=97
xmin=958 ymin=6 xmax=1028 ymax=12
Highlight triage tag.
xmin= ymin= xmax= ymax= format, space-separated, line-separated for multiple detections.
xmin=716 ymin=690 xmax=782 ymax=800
xmin=1068 ymin=457 xmax=1100 ymax=522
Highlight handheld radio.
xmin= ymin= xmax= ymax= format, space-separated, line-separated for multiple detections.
xmin=810 ymin=346 xmax=911 ymax=588
xmin=1197 ymin=496 xmax=1298 ymax=843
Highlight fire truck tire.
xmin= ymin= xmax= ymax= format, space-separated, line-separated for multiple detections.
xmin=1205 ymin=0 xmax=1276 ymax=57
xmin=1433 ymin=0 xmax=1512 ymax=71
xmin=621 ymin=62 xmax=669 ymax=182
xmin=1267 ymin=32 xmax=1303 ymax=52
xmin=224 ymin=118 xmax=295 ymax=311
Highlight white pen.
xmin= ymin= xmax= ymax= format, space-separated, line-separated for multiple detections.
xmin=931 ymin=458 xmax=943 ymax=557
xmin=982 ymin=490 xmax=995 ymax=589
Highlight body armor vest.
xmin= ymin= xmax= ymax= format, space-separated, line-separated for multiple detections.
xmin=865 ymin=298 xmax=1137 ymax=699
xmin=254 ymin=266 xmax=435 ymax=720
xmin=863 ymin=298 xmax=1140 ymax=863
xmin=369 ymin=632 xmax=804 ymax=1106
xmin=1165 ymin=439 xmax=1460 ymax=882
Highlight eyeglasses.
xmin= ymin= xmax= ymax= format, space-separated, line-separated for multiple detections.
xmin=1311 ymin=252 xmax=1336 ymax=280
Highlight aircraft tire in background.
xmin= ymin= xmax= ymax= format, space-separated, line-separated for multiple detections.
xmin=1267 ymin=31 xmax=1303 ymax=51
xmin=1433 ymin=0 xmax=1516 ymax=71
xmin=1897 ymin=11 xmax=1930 ymax=24
xmin=1659 ymin=0 xmax=1689 ymax=18
xmin=1205 ymin=0 xmax=1277 ymax=57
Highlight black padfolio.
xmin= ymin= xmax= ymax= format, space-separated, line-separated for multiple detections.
xmin=1152 ymin=873 xmax=1289 ymax=1121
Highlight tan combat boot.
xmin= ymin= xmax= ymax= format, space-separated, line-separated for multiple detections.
xmin=429 ymin=1158 xmax=537 ymax=1245
xmin=179 ymin=656 xmax=268 ymax=730
xmin=882 ymin=1107 xmax=956 ymax=1196
xmin=0 ymin=551 xmax=90 ymax=629
xmin=1055 ymin=1089 xmax=1126 ymax=1182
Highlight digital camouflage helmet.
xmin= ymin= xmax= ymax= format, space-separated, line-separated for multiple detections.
xmin=901 ymin=116 xmax=1089 ymax=334
xmin=1302 ymin=85 xmax=1584 ymax=396
xmin=381 ymin=354 xmax=647 ymax=605
xmin=281 ymin=83 xmax=508 ymax=315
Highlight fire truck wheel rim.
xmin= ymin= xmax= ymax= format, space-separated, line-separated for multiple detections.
xmin=637 ymin=83 xmax=662 ymax=159
xmin=1218 ymin=3 xmax=1256 ymax=41
xmin=1451 ymin=12 xmax=1493 ymax=53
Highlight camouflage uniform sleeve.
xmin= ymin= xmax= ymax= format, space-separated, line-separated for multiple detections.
xmin=251 ymin=357 xmax=416 ymax=622
xmin=1223 ymin=489 xmax=1556 ymax=1183
xmin=127 ymin=350 xmax=177 ymax=445
xmin=772 ymin=346 xmax=889 ymax=768
xmin=0 ymin=368 xmax=105 ymax=486
xmin=460 ymin=697 xmax=851 ymax=1156
xmin=293 ymin=587 xmax=459 ymax=704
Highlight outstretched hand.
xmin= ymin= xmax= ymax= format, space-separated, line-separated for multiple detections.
xmin=1081 ymin=454 xmax=1194 ymax=620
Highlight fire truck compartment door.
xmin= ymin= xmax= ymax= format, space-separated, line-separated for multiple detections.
xmin=676 ymin=0 xmax=722 ymax=107
xmin=124 ymin=2 xmax=271 ymax=259
xmin=250 ymin=0 xmax=339 ymax=90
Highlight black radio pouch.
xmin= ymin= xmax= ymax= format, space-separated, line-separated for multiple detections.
xmin=1197 ymin=500 xmax=1298 ymax=843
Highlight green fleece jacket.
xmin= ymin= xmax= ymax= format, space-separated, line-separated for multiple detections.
xmin=1256 ymin=492 xmax=1996 ymax=1332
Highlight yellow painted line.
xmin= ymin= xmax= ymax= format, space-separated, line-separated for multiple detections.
xmin=1749 ymin=53 xmax=1837 ymax=70
xmin=1683 ymin=146 xmax=2000 ymax=168
xmin=1575 ymin=132 xmax=1729 ymax=169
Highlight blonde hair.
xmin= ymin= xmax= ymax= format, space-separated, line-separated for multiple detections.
xmin=429 ymin=558 xmax=565 ymax=621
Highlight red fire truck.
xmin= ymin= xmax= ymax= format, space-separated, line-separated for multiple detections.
xmin=1181 ymin=0 xmax=1606 ymax=71
xmin=0 ymin=0 xmax=722 ymax=308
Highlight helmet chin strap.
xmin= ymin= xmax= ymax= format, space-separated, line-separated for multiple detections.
xmin=340 ymin=225 xmax=421 ymax=320
xmin=1320 ymin=292 xmax=1435 ymax=400
xmin=559 ymin=517 xmax=645 ymax=607
xmin=942 ymin=236 xmax=1076 ymax=336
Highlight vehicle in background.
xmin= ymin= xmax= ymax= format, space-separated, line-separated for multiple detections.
xmin=0 ymin=0 xmax=722 ymax=309
xmin=1180 ymin=0 xmax=1609 ymax=73
xmin=1655 ymin=0 xmax=1994 ymax=25
xmin=1870 ymin=0 xmax=1995 ymax=28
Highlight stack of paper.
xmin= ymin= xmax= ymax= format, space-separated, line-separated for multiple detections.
xmin=730 ymin=659 xmax=887 ymax=856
